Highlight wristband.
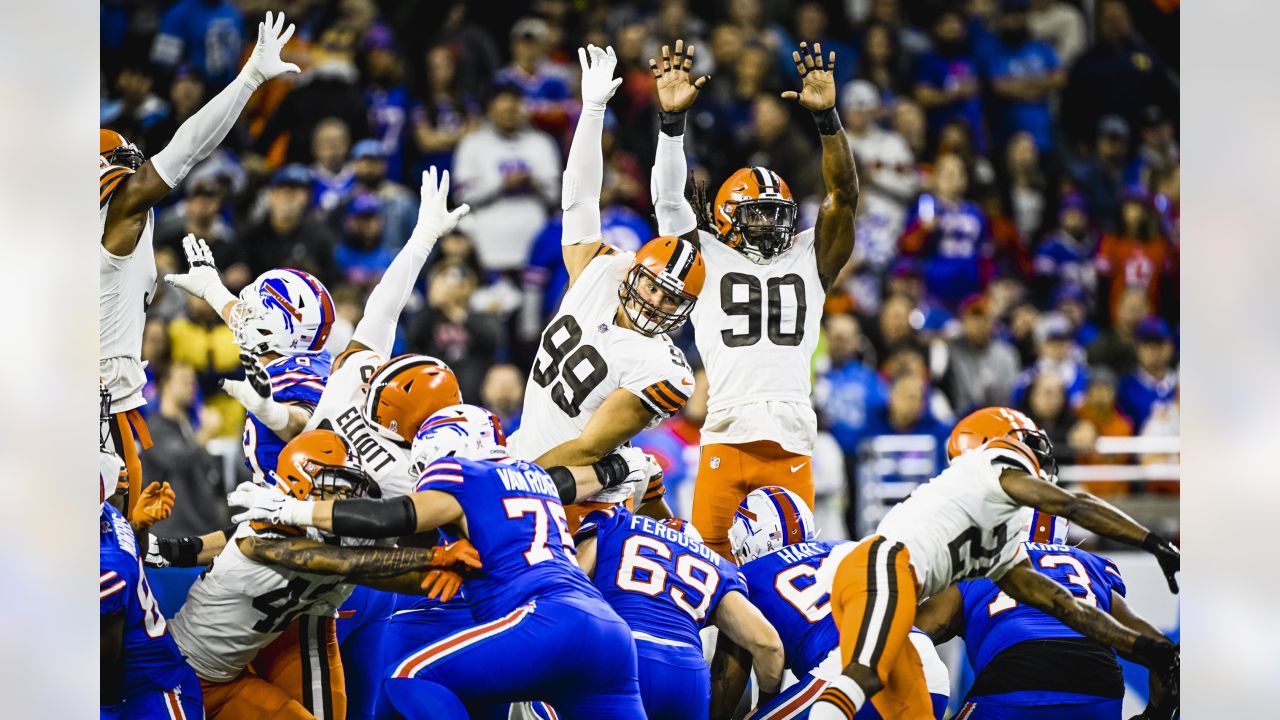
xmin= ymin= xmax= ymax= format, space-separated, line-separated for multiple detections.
xmin=658 ymin=110 xmax=687 ymax=137
xmin=811 ymin=107 xmax=842 ymax=135
xmin=1141 ymin=531 xmax=1164 ymax=554
xmin=157 ymin=536 xmax=203 ymax=567
xmin=592 ymin=454 xmax=630 ymax=490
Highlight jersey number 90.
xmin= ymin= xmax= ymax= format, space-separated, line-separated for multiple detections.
xmin=720 ymin=273 xmax=807 ymax=348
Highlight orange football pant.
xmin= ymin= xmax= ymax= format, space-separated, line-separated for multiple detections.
xmin=829 ymin=536 xmax=932 ymax=719
xmin=692 ymin=441 xmax=814 ymax=561
xmin=202 ymin=615 xmax=346 ymax=719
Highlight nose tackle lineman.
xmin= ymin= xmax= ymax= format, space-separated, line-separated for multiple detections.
xmin=101 ymin=11 xmax=300 ymax=518
xmin=646 ymin=39 xmax=859 ymax=560
xmin=231 ymin=404 xmax=653 ymax=717
xmin=506 ymin=44 xmax=706 ymax=530
xmin=807 ymin=408 xmax=1180 ymax=720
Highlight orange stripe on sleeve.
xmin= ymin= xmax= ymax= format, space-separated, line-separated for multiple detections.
xmin=986 ymin=437 xmax=1040 ymax=475
xmin=642 ymin=385 xmax=679 ymax=414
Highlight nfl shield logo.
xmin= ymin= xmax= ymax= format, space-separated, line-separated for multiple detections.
xmin=710 ymin=456 xmax=721 ymax=470
xmin=598 ymin=323 xmax=609 ymax=333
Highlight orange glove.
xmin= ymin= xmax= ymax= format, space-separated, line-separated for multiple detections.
xmin=420 ymin=569 xmax=465 ymax=603
xmin=429 ymin=539 xmax=482 ymax=572
xmin=131 ymin=482 xmax=175 ymax=530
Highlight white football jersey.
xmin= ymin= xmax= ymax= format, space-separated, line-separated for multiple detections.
xmin=507 ymin=250 xmax=695 ymax=463
xmin=99 ymin=163 xmax=157 ymax=414
xmin=304 ymin=349 xmax=417 ymax=498
xmin=169 ymin=523 xmax=353 ymax=683
xmin=866 ymin=441 xmax=1039 ymax=598
xmin=690 ymin=228 xmax=825 ymax=455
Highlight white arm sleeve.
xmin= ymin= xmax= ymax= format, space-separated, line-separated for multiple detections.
xmin=350 ymin=241 xmax=431 ymax=357
xmin=149 ymin=71 xmax=260 ymax=189
xmin=560 ymin=106 xmax=605 ymax=246
xmin=650 ymin=133 xmax=698 ymax=237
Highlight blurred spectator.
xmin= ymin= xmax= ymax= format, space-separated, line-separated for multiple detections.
xmin=900 ymin=154 xmax=992 ymax=309
xmin=1019 ymin=370 xmax=1077 ymax=462
xmin=1067 ymin=114 xmax=1132 ymax=232
xmin=1028 ymin=0 xmax=1087 ymax=67
xmin=866 ymin=293 xmax=925 ymax=363
xmin=815 ymin=313 xmax=889 ymax=458
xmin=1117 ymin=317 xmax=1177 ymax=430
xmin=844 ymin=81 xmax=918 ymax=256
xmin=494 ymin=17 xmax=574 ymax=140
xmin=254 ymin=28 xmax=372 ymax=165
xmin=139 ymin=317 xmax=173 ymax=416
xmin=361 ymin=24 xmax=412 ymax=183
xmin=1074 ymin=367 xmax=1135 ymax=463
xmin=725 ymin=0 xmax=792 ymax=66
xmin=1087 ymin=286 xmax=1149 ymax=374
xmin=1152 ymin=164 xmax=1179 ymax=249
xmin=411 ymin=45 xmax=481 ymax=177
xmin=1032 ymin=191 xmax=1097 ymax=305
xmin=649 ymin=0 xmax=714 ymax=78
xmin=937 ymin=294 xmax=1019 ymax=414
xmin=743 ymin=95 xmax=821 ymax=200
xmin=168 ymin=295 xmax=243 ymax=438
xmin=480 ymin=364 xmax=526 ymax=435
xmin=863 ymin=0 xmax=932 ymax=59
xmin=154 ymin=170 xmax=248 ymax=288
xmin=1062 ymin=0 xmax=1176 ymax=149
xmin=635 ymin=367 xmax=709 ymax=518
xmin=999 ymin=132 xmax=1049 ymax=243
xmin=424 ymin=2 xmax=502 ymax=103
xmin=913 ymin=10 xmax=985 ymax=153
xmin=891 ymin=98 xmax=929 ymax=161
xmin=348 ymin=139 xmax=418 ymax=249
xmin=310 ymin=117 xmax=355 ymax=212
xmin=884 ymin=258 xmax=953 ymax=334
xmin=855 ymin=22 xmax=910 ymax=105
xmin=149 ymin=0 xmax=244 ymax=88
xmin=1140 ymin=385 xmax=1179 ymax=438
xmin=407 ymin=261 xmax=505 ymax=401
xmin=101 ymin=65 xmax=170 ymax=147
xmin=1053 ymin=283 xmax=1100 ymax=347
xmin=1011 ymin=314 xmax=1087 ymax=408
xmin=1096 ymin=189 xmax=1175 ymax=325
xmin=790 ymin=1 xmax=856 ymax=87
xmin=242 ymin=165 xmax=338 ymax=284
xmin=936 ymin=117 xmax=997 ymax=196
xmin=1134 ymin=105 xmax=1179 ymax=190
xmin=987 ymin=0 xmax=1064 ymax=151
xmin=453 ymin=86 xmax=561 ymax=272
xmin=141 ymin=363 xmax=229 ymax=537
xmin=1005 ymin=299 xmax=1040 ymax=367
xmin=703 ymin=44 xmax=779 ymax=177
xmin=143 ymin=66 xmax=237 ymax=156
xmin=335 ymin=194 xmax=396 ymax=288
xmin=859 ymin=372 xmax=950 ymax=473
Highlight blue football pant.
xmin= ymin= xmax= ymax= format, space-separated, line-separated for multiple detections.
xmin=382 ymin=595 xmax=644 ymax=718
xmin=113 ymin=672 xmax=205 ymax=719
xmin=956 ymin=695 xmax=1121 ymax=720
xmin=636 ymin=641 xmax=710 ymax=720
xmin=337 ymin=586 xmax=402 ymax=720
xmin=749 ymin=673 xmax=947 ymax=720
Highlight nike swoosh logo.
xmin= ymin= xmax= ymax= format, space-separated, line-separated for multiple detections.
xmin=790 ymin=463 xmax=806 ymax=473
xmin=680 ymin=378 xmax=693 ymax=386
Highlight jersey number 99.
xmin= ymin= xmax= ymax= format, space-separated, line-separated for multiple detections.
xmin=531 ymin=316 xmax=608 ymax=417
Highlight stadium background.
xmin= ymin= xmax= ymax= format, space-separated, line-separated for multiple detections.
xmin=101 ymin=0 xmax=1180 ymax=715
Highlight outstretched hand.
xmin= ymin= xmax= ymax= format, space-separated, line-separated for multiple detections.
xmin=578 ymin=44 xmax=623 ymax=111
xmin=413 ymin=166 xmax=470 ymax=242
xmin=649 ymin=39 xmax=708 ymax=113
xmin=131 ymin=482 xmax=175 ymax=530
xmin=242 ymin=11 xmax=300 ymax=86
xmin=781 ymin=41 xmax=837 ymax=112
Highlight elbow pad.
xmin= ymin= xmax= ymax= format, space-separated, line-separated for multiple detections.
xmin=330 ymin=496 xmax=418 ymax=539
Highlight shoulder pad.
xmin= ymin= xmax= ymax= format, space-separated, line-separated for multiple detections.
xmin=981 ymin=437 xmax=1041 ymax=477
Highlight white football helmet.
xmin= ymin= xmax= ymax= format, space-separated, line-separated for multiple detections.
xmin=729 ymin=486 xmax=817 ymax=564
xmin=100 ymin=450 xmax=123 ymax=511
xmin=659 ymin=517 xmax=704 ymax=545
xmin=234 ymin=268 xmax=335 ymax=355
xmin=1028 ymin=509 xmax=1069 ymax=545
xmin=411 ymin=404 xmax=508 ymax=472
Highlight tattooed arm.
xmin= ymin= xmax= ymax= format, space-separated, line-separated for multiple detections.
xmin=237 ymin=536 xmax=440 ymax=579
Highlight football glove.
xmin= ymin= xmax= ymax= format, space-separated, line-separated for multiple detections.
xmin=584 ymin=446 xmax=649 ymax=504
xmin=410 ymin=166 xmax=470 ymax=245
xmin=130 ymin=482 xmax=175 ymax=530
xmin=220 ymin=350 xmax=290 ymax=431
xmin=240 ymin=12 xmax=300 ymax=88
xmin=578 ymin=44 xmax=622 ymax=112
xmin=164 ymin=234 xmax=238 ymax=313
xmin=228 ymin=481 xmax=314 ymax=527
xmin=1142 ymin=532 xmax=1180 ymax=593
xmin=421 ymin=568 xmax=465 ymax=603
xmin=430 ymin=539 xmax=483 ymax=572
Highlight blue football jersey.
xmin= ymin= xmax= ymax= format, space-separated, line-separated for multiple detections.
xmin=958 ymin=542 xmax=1127 ymax=675
xmin=242 ymin=350 xmax=332 ymax=478
xmin=100 ymin=504 xmax=195 ymax=701
xmin=738 ymin=541 xmax=841 ymax=677
xmin=581 ymin=508 xmax=746 ymax=649
xmin=415 ymin=456 xmax=602 ymax=622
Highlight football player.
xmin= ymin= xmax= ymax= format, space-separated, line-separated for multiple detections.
xmin=169 ymin=430 xmax=468 ymax=720
xmin=574 ymin=508 xmax=784 ymax=719
xmin=231 ymin=404 xmax=650 ymax=717
xmin=101 ymin=11 xmax=299 ymax=516
xmin=647 ymin=39 xmax=859 ymax=559
xmin=507 ymin=45 xmax=705 ymax=528
xmin=101 ymin=449 xmax=203 ymax=720
xmin=914 ymin=515 xmax=1178 ymax=719
xmin=729 ymin=487 xmax=950 ymax=720
xmin=807 ymin=408 xmax=1180 ymax=720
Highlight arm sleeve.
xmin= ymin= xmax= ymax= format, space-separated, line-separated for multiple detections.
xmin=351 ymin=240 xmax=431 ymax=357
xmin=561 ymin=106 xmax=606 ymax=246
xmin=330 ymin=496 xmax=418 ymax=539
xmin=149 ymin=66 xmax=264 ymax=189
xmin=650 ymin=133 xmax=699 ymax=237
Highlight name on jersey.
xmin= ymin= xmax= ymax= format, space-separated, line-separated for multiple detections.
xmin=773 ymin=542 xmax=826 ymax=564
xmin=630 ymin=515 xmax=719 ymax=565
xmin=335 ymin=407 xmax=397 ymax=473
xmin=497 ymin=466 xmax=559 ymax=498
xmin=1025 ymin=542 xmax=1071 ymax=552
xmin=111 ymin=510 xmax=138 ymax=558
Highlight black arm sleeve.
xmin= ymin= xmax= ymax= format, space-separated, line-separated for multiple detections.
xmin=155 ymin=535 xmax=203 ymax=567
xmin=547 ymin=466 xmax=579 ymax=505
xmin=330 ymin=496 xmax=418 ymax=539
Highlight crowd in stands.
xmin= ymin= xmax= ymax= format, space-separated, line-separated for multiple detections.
xmin=102 ymin=0 xmax=1179 ymax=539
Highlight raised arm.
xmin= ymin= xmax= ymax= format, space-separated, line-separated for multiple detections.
xmin=103 ymin=12 xmax=299 ymax=256
xmin=649 ymin=39 xmax=708 ymax=245
xmin=781 ymin=42 xmax=859 ymax=292
xmin=561 ymin=45 xmax=622 ymax=286
xmin=999 ymin=469 xmax=1180 ymax=592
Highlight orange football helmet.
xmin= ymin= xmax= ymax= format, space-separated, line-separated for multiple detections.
xmin=274 ymin=429 xmax=378 ymax=500
xmin=713 ymin=166 xmax=799 ymax=263
xmin=947 ymin=406 xmax=1058 ymax=479
xmin=619 ymin=235 xmax=706 ymax=335
xmin=363 ymin=355 xmax=463 ymax=445
xmin=100 ymin=128 xmax=144 ymax=170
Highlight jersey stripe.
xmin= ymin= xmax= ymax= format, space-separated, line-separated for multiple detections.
xmin=643 ymin=473 xmax=666 ymax=504
xmin=392 ymin=603 xmax=534 ymax=678
xmin=985 ymin=437 xmax=1041 ymax=475
xmin=756 ymin=676 xmax=828 ymax=719
xmin=592 ymin=244 xmax=619 ymax=257
xmin=99 ymin=167 xmax=133 ymax=207
xmin=100 ymin=578 xmax=127 ymax=599
xmin=641 ymin=385 xmax=680 ymax=415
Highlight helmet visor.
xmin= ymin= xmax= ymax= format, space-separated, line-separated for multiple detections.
xmin=734 ymin=200 xmax=798 ymax=259
xmin=314 ymin=466 xmax=380 ymax=499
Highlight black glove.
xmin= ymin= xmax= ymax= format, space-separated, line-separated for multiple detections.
xmin=1142 ymin=532 xmax=1180 ymax=593
xmin=1132 ymin=636 xmax=1179 ymax=711
xmin=238 ymin=349 xmax=273 ymax=398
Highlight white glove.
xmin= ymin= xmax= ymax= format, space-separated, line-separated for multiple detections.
xmin=578 ymin=45 xmax=622 ymax=112
xmin=220 ymin=351 xmax=290 ymax=431
xmin=585 ymin=446 xmax=649 ymax=504
xmin=239 ymin=11 xmax=300 ymax=89
xmin=142 ymin=534 xmax=169 ymax=568
xmin=163 ymin=234 xmax=238 ymax=313
xmin=227 ymin=481 xmax=315 ymax=526
xmin=410 ymin=166 xmax=471 ymax=246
